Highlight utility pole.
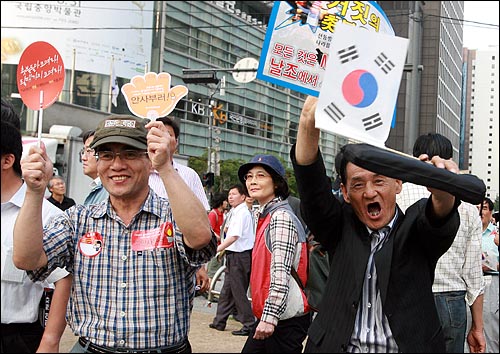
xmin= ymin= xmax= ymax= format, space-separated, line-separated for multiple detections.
xmin=181 ymin=64 xmax=257 ymax=198
xmin=404 ymin=0 xmax=424 ymax=155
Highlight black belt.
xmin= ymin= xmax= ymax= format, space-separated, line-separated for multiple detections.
xmin=78 ymin=337 xmax=189 ymax=353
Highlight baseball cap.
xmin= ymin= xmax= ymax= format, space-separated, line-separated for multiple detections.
xmin=90 ymin=115 xmax=149 ymax=150
xmin=238 ymin=154 xmax=286 ymax=184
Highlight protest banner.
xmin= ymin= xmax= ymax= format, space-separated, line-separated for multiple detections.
xmin=121 ymin=72 xmax=188 ymax=120
xmin=16 ymin=41 xmax=65 ymax=146
xmin=257 ymin=1 xmax=394 ymax=96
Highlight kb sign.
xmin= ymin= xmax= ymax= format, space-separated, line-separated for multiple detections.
xmin=189 ymin=101 xmax=227 ymax=126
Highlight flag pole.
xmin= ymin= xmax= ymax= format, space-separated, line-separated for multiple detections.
xmin=108 ymin=55 xmax=114 ymax=113
xmin=69 ymin=48 xmax=75 ymax=104
xmin=37 ymin=90 xmax=44 ymax=148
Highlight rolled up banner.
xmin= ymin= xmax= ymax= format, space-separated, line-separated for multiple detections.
xmin=342 ymin=143 xmax=486 ymax=205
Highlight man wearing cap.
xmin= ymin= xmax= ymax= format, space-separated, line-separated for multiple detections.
xmin=238 ymin=154 xmax=310 ymax=353
xmin=291 ymin=96 xmax=461 ymax=353
xmin=12 ymin=115 xmax=217 ymax=353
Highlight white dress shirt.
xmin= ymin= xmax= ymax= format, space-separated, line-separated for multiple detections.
xmin=397 ymin=182 xmax=484 ymax=305
xmin=1 ymin=182 xmax=69 ymax=324
xmin=225 ymin=203 xmax=255 ymax=252
xmin=148 ymin=159 xmax=210 ymax=211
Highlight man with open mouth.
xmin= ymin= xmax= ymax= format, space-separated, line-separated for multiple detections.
xmin=291 ymin=96 xmax=465 ymax=353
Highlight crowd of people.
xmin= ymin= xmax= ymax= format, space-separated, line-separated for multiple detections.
xmin=1 ymin=95 xmax=498 ymax=353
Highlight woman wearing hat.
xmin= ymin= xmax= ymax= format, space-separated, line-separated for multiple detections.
xmin=238 ymin=154 xmax=311 ymax=353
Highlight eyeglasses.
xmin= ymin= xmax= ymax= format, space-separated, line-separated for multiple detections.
xmin=244 ymin=172 xmax=271 ymax=181
xmin=79 ymin=147 xmax=95 ymax=157
xmin=95 ymin=150 xmax=148 ymax=161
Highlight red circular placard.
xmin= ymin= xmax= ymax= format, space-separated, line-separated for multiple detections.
xmin=16 ymin=41 xmax=65 ymax=111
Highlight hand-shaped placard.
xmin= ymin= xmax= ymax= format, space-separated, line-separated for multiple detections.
xmin=121 ymin=72 xmax=188 ymax=119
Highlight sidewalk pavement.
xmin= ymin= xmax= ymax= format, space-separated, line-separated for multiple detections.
xmin=59 ymin=295 xmax=248 ymax=353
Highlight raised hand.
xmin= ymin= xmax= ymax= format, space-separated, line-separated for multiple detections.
xmin=121 ymin=72 xmax=188 ymax=119
xmin=21 ymin=142 xmax=54 ymax=195
xmin=145 ymin=120 xmax=174 ymax=172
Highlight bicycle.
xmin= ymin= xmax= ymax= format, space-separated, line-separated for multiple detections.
xmin=207 ymin=253 xmax=252 ymax=303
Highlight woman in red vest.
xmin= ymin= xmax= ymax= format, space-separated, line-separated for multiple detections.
xmin=238 ymin=154 xmax=310 ymax=353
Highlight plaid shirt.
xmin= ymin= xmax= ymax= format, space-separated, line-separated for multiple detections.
xmin=27 ymin=189 xmax=217 ymax=350
xmin=397 ymin=183 xmax=484 ymax=304
xmin=254 ymin=197 xmax=301 ymax=324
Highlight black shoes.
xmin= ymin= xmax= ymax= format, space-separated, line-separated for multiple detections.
xmin=208 ymin=323 xmax=224 ymax=331
xmin=209 ymin=323 xmax=249 ymax=336
xmin=231 ymin=328 xmax=250 ymax=336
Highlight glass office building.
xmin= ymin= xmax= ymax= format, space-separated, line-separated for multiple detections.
xmin=1 ymin=1 xmax=465 ymax=179
xmin=0 ymin=0 xmax=344 ymax=178
xmin=157 ymin=1 xmax=343 ymax=175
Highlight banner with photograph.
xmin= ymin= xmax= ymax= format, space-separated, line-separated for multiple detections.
xmin=257 ymin=1 xmax=394 ymax=96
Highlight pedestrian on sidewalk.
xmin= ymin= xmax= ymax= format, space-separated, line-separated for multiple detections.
xmin=209 ymin=184 xmax=255 ymax=336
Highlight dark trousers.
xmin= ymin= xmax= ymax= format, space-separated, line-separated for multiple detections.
xmin=0 ymin=322 xmax=44 ymax=353
xmin=212 ymin=250 xmax=255 ymax=330
xmin=242 ymin=314 xmax=311 ymax=353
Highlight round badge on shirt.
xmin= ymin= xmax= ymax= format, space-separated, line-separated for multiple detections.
xmin=79 ymin=231 xmax=104 ymax=257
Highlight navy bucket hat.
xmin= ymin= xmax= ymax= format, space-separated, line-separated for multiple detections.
xmin=238 ymin=154 xmax=286 ymax=184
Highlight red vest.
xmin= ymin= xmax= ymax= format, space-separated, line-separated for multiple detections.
xmin=250 ymin=210 xmax=309 ymax=319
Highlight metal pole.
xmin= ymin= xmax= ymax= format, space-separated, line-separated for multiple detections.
xmin=404 ymin=1 xmax=423 ymax=155
xmin=108 ymin=55 xmax=114 ymax=113
xmin=207 ymin=80 xmax=222 ymax=174
xmin=207 ymin=99 xmax=212 ymax=174
xmin=70 ymin=48 xmax=75 ymax=104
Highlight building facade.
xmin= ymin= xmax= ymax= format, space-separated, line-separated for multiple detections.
xmin=380 ymin=1 xmax=464 ymax=160
xmin=2 ymin=1 xmax=476 ymax=189
xmin=466 ymin=47 xmax=499 ymax=200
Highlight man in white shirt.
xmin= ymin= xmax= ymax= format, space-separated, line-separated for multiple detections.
xmin=148 ymin=116 xmax=209 ymax=210
xmin=209 ymin=184 xmax=256 ymax=336
xmin=1 ymin=113 xmax=71 ymax=353
xmin=396 ymin=133 xmax=485 ymax=353
xmin=148 ymin=116 xmax=211 ymax=294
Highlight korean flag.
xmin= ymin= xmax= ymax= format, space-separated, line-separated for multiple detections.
xmin=315 ymin=23 xmax=409 ymax=147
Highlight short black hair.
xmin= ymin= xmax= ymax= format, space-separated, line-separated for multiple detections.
xmin=1 ymin=97 xmax=21 ymax=130
xmin=335 ymin=145 xmax=349 ymax=185
xmin=412 ymin=133 xmax=453 ymax=160
xmin=228 ymin=183 xmax=248 ymax=197
xmin=483 ymin=197 xmax=494 ymax=211
xmin=156 ymin=116 xmax=180 ymax=139
xmin=210 ymin=191 xmax=227 ymax=209
xmin=81 ymin=130 xmax=96 ymax=144
xmin=0 ymin=120 xmax=22 ymax=177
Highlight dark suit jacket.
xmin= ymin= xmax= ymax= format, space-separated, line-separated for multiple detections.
xmin=291 ymin=146 xmax=460 ymax=353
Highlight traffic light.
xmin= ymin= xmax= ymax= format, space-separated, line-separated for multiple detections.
xmin=202 ymin=172 xmax=215 ymax=187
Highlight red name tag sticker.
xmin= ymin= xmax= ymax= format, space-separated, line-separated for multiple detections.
xmin=131 ymin=222 xmax=174 ymax=252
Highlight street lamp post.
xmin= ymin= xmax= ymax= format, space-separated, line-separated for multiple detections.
xmin=181 ymin=65 xmax=257 ymax=196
